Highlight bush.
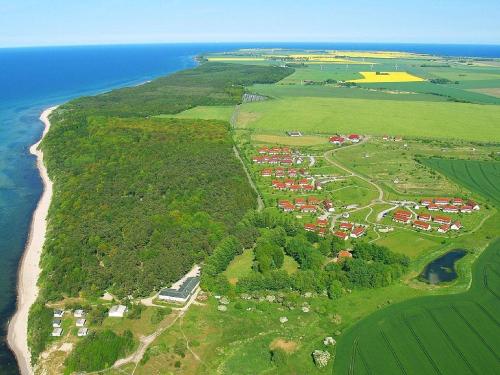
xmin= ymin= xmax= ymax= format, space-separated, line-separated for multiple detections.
xmin=270 ymin=348 xmax=288 ymax=367
xmin=64 ymin=330 xmax=135 ymax=373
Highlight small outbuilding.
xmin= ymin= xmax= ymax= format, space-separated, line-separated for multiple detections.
xmin=51 ymin=328 xmax=63 ymax=337
xmin=108 ymin=305 xmax=128 ymax=318
xmin=73 ymin=309 xmax=85 ymax=318
xmin=52 ymin=318 xmax=62 ymax=328
xmin=77 ymin=328 xmax=89 ymax=337
xmin=76 ymin=318 xmax=86 ymax=327
xmin=53 ymin=309 xmax=64 ymax=318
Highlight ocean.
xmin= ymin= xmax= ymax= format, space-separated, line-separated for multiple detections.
xmin=0 ymin=42 xmax=499 ymax=373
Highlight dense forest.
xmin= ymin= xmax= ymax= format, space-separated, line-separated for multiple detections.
xmin=39 ymin=63 xmax=291 ymax=300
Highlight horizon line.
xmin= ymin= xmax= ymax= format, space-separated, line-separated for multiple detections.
xmin=2 ymin=40 xmax=500 ymax=50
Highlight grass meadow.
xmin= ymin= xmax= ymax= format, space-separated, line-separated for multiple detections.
xmin=236 ymin=97 xmax=500 ymax=141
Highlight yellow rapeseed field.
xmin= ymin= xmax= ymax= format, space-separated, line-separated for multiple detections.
xmin=348 ymin=71 xmax=426 ymax=83
xmin=329 ymin=50 xmax=423 ymax=59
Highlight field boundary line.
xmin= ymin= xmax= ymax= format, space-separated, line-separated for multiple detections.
xmin=477 ymin=162 xmax=500 ymax=195
xmin=473 ymin=302 xmax=500 ymax=327
xmin=425 ymin=308 xmax=476 ymax=374
xmin=451 ymin=305 xmax=500 ymax=361
xmin=379 ymin=330 xmax=407 ymax=375
xmin=402 ymin=314 xmax=442 ymax=375
xmin=483 ymin=267 xmax=500 ymax=300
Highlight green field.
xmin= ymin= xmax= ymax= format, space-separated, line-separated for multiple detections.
xmin=422 ymin=158 xmax=500 ymax=206
xmin=236 ymin=97 xmax=500 ymax=141
xmin=334 ymin=238 xmax=500 ymax=374
xmin=157 ymin=105 xmax=235 ymax=122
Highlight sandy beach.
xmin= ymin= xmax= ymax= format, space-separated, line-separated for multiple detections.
xmin=7 ymin=106 xmax=58 ymax=375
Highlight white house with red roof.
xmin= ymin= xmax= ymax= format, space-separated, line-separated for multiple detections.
xmin=413 ymin=220 xmax=431 ymax=231
xmin=329 ymin=136 xmax=345 ymax=145
xmin=304 ymin=223 xmax=316 ymax=232
xmin=438 ymin=224 xmax=450 ymax=233
xmin=340 ymin=222 xmax=354 ymax=231
xmin=451 ymin=221 xmax=463 ymax=231
xmin=261 ymin=168 xmax=272 ymax=177
xmin=442 ymin=205 xmax=459 ymax=213
xmin=434 ymin=215 xmax=452 ymax=225
xmin=301 ymin=205 xmax=317 ymax=213
xmin=460 ymin=205 xmax=473 ymax=213
xmin=434 ymin=197 xmax=450 ymax=206
xmin=334 ymin=231 xmax=349 ymax=241
xmin=418 ymin=213 xmax=432 ymax=222
xmin=348 ymin=134 xmax=361 ymax=143
xmin=350 ymin=227 xmax=366 ymax=238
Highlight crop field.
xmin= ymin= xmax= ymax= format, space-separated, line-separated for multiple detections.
xmin=236 ymin=97 xmax=500 ymax=142
xmin=348 ymin=71 xmax=425 ymax=83
xmin=334 ymin=238 xmax=500 ymax=374
xmin=422 ymin=158 xmax=500 ymax=206
xmin=468 ymin=88 xmax=500 ymax=97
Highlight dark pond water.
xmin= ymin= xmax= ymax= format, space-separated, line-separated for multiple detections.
xmin=420 ymin=249 xmax=467 ymax=284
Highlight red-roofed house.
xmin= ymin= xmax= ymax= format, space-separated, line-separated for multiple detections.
xmin=324 ymin=200 xmax=334 ymax=212
xmin=339 ymin=222 xmax=354 ymax=231
xmin=329 ymin=136 xmax=345 ymax=145
xmin=413 ymin=220 xmax=431 ymax=231
xmin=275 ymin=168 xmax=285 ymax=178
xmin=308 ymin=197 xmax=321 ymax=205
xmin=427 ymin=204 xmax=440 ymax=212
xmin=304 ymin=223 xmax=316 ymax=232
xmin=298 ymin=178 xmax=309 ymax=186
xmin=467 ymin=200 xmax=480 ymax=210
xmin=451 ymin=221 xmax=462 ymax=231
xmin=278 ymin=200 xmax=292 ymax=208
xmin=318 ymin=228 xmax=327 ymax=237
xmin=434 ymin=198 xmax=450 ymax=206
xmin=348 ymin=134 xmax=361 ymax=143
xmin=288 ymin=168 xmax=298 ymax=177
xmin=281 ymin=203 xmax=295 ymax=212
xmin=284 ymin=179 xmax=295 ymax=187
xmin=442 ymin=205 xmax=459 ymax=213
xmin=418 ymin=213 xmax=432 ymax=222
xmin=295 ymin=198 xmax=306 ymax=207
xmin=434 ymin=215 xmax=452 ymax=225
xmin=338 ymin=250 xmax=352 ymax=259
xmin=393 ymin=210 xmax=412 ymax=224
xmin=452 ymin=198 xmax=463 ymax=206
xmin=258 ymin=147 xmax=269 ymax=154
xmin=438 ymin=224 xmax=450 ymax=233
xmin=420 ymin=198 xmax=433 ymax=206
xmin=303 ymin=184 xmax=315 ymax=191
xmin=350 ymin=227 xmax=366 ymax=238
xmin=317 ymin=218 xmax=329 ymax=227
xmin=460 ymin=205 xmax=473 ymax=213
xmin=261 ymin=169 xmax=272 ymax=177
xmin=301 ymin=205 xmax=317 ymax=213
xmin=290 ymin=184 xmax=301 ymax=192
xmin=334 ymin=231 xmax=349 ymax=241
xmin=273 ymin=182 xmax=286 ymax=190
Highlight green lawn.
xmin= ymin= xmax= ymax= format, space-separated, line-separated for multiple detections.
xmin=374 ymin=229 xmax=441 ymax=259
xmin=334 ymin=238 xmax=500 ymax=374
xmin=236 ymin=97 xmax=500 ymax=141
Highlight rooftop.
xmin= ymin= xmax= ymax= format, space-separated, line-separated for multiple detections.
xmin=159 ymin=276 xmax=200 ymax=299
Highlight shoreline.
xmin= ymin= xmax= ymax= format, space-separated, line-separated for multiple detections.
xmin=7 ymin=106 xmax=58 ymax=375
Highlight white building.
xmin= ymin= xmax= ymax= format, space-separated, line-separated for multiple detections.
xmin=51 ymin=328 xmax=63 ymax=337
xmin=52 ymin=318 xmax=62 ymax=328
xmin=53 ymin=309 xmax=64 ymax=318
xmin=77 ymin=328 xmax=89 ymax=337
xmin=73 ymin=309 xmax=85 ymax=318
xmin=108 ymin=305 xmax=128 ymax=318
xmin=76 ymin=318 xmax=86 ymax=327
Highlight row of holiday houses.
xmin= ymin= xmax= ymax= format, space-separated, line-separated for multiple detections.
xmin=393 ymin=210 xmax=462 ymax=233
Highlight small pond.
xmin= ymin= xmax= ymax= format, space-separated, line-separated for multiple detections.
xmin=420 ymin=249 xmax=467 ymax=284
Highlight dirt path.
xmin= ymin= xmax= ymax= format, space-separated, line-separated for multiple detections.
xmin=109 ymin=288 xmax=201 ymax=374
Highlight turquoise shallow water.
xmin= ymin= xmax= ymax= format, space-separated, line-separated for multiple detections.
xmin=0 ymin=42 xmax=498 ymax=373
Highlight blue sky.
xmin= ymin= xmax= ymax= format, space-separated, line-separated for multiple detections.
xmin=1 ymin=0 xmax=499 ymax=47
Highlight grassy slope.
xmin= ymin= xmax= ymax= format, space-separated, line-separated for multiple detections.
xmin=334 ymin=238 xmax=500 ymax=374
xmin=236 ymin=97 xmax=500 ymax=141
